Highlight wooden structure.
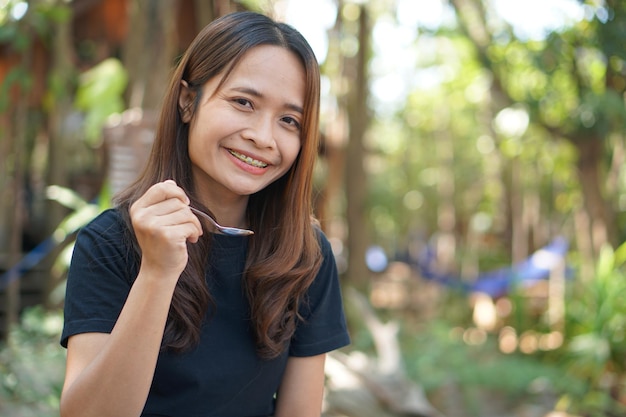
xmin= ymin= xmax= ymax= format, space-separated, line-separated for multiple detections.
xmin=0 ymin=0 xmax=247 ymax=339
xmin=104 ymin=108 xmax=157 ymax=196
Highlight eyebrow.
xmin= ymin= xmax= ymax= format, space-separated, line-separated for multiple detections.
xmin=230 ymin=86 xmax=304 ymax=114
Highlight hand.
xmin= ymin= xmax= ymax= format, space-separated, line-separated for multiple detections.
xmin=130 ymin=180 xmax=203 ymax=279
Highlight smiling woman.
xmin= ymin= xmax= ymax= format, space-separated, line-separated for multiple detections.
xmin=59 ymin=11 xmax=350 ymax=417
xmin=181 ymin=44 xmax=305 ymax=204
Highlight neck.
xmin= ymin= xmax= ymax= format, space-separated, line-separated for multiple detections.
xmin=198 ymin=194 xmax=249 ymax=229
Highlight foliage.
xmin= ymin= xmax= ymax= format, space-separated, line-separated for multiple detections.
xmin=0 ymin=306 xmax=64 ymax=417
xmin=0 ymin=1 xmax=71 ymax=110
xmin=556 ymin=242 xmax=626 ymax=416
xmin=0 ymin=1 xmax=70 ymax=46
xmin=46 ymin=184 xmax=109 ymax=237
xmin=0 ymin=183 xmax=107 ymax=415
xmin=400 ymin=319 xmax=568 ymax=415
xmin=45 ymin=183 xmax=110 ymax=303
xmin=73 ymin=58 xmax=129 ymax=146
xmin=0 ymin=181 xmax=107 ymax=414
xmin=394 ymin=240 xmax=626 ymax=416
xmin=3 ymin=0 xmax=626 ymax=415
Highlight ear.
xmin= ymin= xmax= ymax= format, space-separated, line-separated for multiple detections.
xmin=178 ymin=80 xmax=195 ymax=123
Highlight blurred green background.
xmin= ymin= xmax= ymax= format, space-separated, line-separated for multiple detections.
xmin=2 ymin=0 xmax=626 ymax=416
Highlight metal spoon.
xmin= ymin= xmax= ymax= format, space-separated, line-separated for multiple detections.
xmin=189 ymin=206 xmax=254 ymax=236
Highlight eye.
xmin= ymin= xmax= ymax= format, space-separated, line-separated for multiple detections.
xmin=233 ymin=97 xmax=253 ymax=108
xmin=281 ymin=115 xmax=301 ymax=131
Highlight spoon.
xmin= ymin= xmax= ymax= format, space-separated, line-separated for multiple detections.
xmin=189 ymin=206 xmax=254 ymax=236
xmin=190 ymin=206 xmax=254 ymax=236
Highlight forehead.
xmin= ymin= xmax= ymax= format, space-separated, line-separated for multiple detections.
xmin=234 ymin=44 xmax=300 ymax=67
xmin=221 ymin=45 xmax=306 ymax=95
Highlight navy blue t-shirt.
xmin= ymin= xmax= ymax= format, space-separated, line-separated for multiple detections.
xmin=61 ymin=209 xmax=350 ymax=417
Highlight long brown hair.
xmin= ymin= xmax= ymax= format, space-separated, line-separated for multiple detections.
xmin=115 ymin=11 xmax=322 ymax=359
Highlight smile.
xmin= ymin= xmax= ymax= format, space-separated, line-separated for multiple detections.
xmin=228 ymin=150 xmax=269 ymax=168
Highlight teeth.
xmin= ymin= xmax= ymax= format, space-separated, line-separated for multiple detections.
xmin=229 ymin=150 xmax=268 ymax=168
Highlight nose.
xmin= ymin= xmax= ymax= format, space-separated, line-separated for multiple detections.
xmin=244 ymin=114 xmax=276 ymax=149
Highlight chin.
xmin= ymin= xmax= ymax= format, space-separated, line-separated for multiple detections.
xmin=230 ymin=180 xmax=276 ymax=196
xmin=230 ymin=186 xmax=264 ymax=197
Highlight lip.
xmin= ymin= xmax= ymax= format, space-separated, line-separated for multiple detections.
xmin=226 ymin=148 xmax=273 ymax=166
xmin=226 ymin=148 xmax=273 ymax=173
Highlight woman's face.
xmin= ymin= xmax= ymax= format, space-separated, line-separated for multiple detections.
xmin=182 ymin=45 xmax=305 ymax=206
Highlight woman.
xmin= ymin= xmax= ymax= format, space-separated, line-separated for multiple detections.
xmin=60 ymin=11 xmax=350 ymax=417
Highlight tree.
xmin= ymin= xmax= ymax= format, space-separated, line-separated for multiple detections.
xmin=0 ymin=0 xmax=75 ymax=334
xmin=317 ymin=1 xmax=373 ymax=290
xmin=344 ymin=3 xmax=372 ymax=290
xmin=450 ymin=0 xmax=626 ymax=271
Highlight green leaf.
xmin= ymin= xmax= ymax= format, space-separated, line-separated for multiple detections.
xmin=51 ymin=204 xmax=101 ymax=243
xmin=46 ymin=185 xmax=87 ymax=211
xmin=73 ymin=58 xmax=128 ymax=145
xmin=74 ymin=58 xmax=128 ymax=110
xmin=613 ymin=240 xmax=626 ymax=267
xmin=595 ymin=244 xmax=615 ymax=280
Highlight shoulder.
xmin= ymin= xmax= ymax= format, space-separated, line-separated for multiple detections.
xmin=308 ymin=225 xmax=340 ymax=289
xmin=73 ymin=208 xmax=133 ymax=262
xmin=83 ymin=208 xmax=125 ymax=232
xmin=69 ymin=208 xmax=138 ymax=284
xmin=312 ymin=225 xmax=334 ymax=257
xmin=77 ymin=208 xmax=128 ymax=242
xmin=291 ymin=226 xmax=351 ymax=355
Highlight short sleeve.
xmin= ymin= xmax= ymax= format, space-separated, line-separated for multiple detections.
xmin=289 ymin=230 xmax=351 ymax=357
xmin=60 ymin=209 xmax=137 ymax=348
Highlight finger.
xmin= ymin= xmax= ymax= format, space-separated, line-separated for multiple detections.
xmin=135 ymin=181 xmax=190 ymax=211
xmin=159 ymin=222 xmax=203 ymax=245
xmin=160 ymin=180 xmax=190 ymax=204
xmin=156 ymin=201 xmax=204 ymax=238
xmin=135 ymin=204 xmax=203 ymax=239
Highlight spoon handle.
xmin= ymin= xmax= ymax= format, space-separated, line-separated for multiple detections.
xmin=189 ymin=206 xmax=254 ymax=236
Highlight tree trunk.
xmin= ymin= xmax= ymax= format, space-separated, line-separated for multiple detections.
xmin=315 ymin=2 xmax=345 ymax=261
xmin=44 ymin=2 xmax=76 ymax=300
xmin=574 ymin=138 xmax=612 ymax=259
xmin=4 ymin=93 xmax=26 ymax=334
xmin=435 ymin=129 xmax=456 ymax=272
xmin=510 ymin=156 xmax=527 ymax=263
xmin=123 ymin=0 xmax=180 ymax=111
xmin=345 ymin=5 xmax=371 ymax=290
xmin=452 ymin=0 xmax=616 ymax=263
xmin=3 ymin=46 xmax=31 ymax=333
xmin=192 ymin=0 xmax=216 ymax=29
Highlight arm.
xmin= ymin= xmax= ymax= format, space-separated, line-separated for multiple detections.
xmin=274 ymin=354 xmax=327 ymax=417
xmin=272 ymin=232 xmax=350 ymax=417
xmin=60 ymin=181 xmax=202 ymax=417
xmin=61 ymin=276 xmax=177 ymax=417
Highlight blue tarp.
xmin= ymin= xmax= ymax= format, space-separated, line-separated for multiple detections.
xmin=414 ymin=236 xmax=570 ymax=298
xmin=0 ymin=237 xmax=56 ymax=291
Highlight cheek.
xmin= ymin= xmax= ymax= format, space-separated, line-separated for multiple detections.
xmin=283 ymin=137 xmax=302 ymax=167
xmin=187 ymin=123 xmax=209 ymax=154
xmin=187 ymin=134 xmax=199 ymax=164
xmin=282 ymin=149 xmax=300 ymax=174
xmin=186 ymin=130 xmax=211 ymax=171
